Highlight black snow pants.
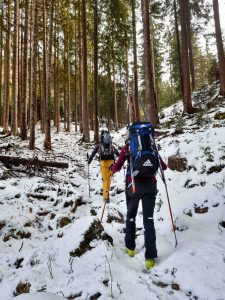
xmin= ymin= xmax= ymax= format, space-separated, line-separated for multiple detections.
xmin=125 ymin=180 xmax=158 ymax=259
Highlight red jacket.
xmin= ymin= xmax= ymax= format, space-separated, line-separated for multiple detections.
xmin=111 ymin=143 xmax=167 ymax=184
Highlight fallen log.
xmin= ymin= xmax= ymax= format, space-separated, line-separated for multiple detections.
xmin=0 ymin=155 xmax=69 ymax=169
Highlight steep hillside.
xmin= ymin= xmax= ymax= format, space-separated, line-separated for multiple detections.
xmin=0 ymin=83 xmax=225 ymax=300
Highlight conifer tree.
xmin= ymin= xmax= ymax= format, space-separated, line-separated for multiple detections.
xmin=81 ymin=0 xmax=89 ymax=142
xmin=178 ymin=0 xmax=193 ymax=113
xmin=11 ymin=0 xmax=19 ymax=135
xmin=141 ymin=0 xmax=158 ymax=124
xmin=3 ymin=0 xmax=11 ymax=133
xmin=213 ymin=0 xmax=225 ymax=95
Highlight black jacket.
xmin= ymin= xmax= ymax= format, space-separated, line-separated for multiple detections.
xmin=88 ymin=143 xmax=119 ymax=164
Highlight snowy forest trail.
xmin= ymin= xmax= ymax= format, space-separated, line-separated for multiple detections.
xmin=1 ymin=96 xmax=225 ymax=300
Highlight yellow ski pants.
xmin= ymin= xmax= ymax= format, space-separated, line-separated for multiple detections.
xmin=100 ymin=160 xmax=114 ymax=201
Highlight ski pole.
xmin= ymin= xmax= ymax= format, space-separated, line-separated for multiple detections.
xmin=100 ymin=200 xmax=107 ymax=223
xmin=87 ymin=153 xmax=91 ymax=198
xmin=140 ymin=96 xmax=178 ymax=247
xmin=150 ymin=134 xmax=178 ymax=247
xmin=159 ymin=159 xmax=178 ymax=247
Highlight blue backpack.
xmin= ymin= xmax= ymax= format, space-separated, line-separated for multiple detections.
xmin=129 ymin=122 xmax=159 ymax=178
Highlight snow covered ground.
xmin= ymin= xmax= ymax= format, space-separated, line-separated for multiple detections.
xmin=0 ymin=84 xmax=225 ymax=300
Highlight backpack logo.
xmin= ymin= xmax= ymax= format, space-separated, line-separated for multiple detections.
xmin=143 ymin=159 xmax=153 ymax=167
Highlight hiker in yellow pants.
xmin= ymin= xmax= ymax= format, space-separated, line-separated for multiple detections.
xmin=88 ymin=130 xmax=119 ymax=202
xmin=100 ymin=159 xmax=114 ymax=201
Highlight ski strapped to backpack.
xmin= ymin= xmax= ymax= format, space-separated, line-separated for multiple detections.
xmin=128 ymin=122 xmax=159 ymax=178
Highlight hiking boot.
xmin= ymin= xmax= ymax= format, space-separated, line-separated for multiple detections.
xmin=145 ymin=259 xmax=155 ymax=270
xmin=126 ymin=248 xmax=135 ymax=257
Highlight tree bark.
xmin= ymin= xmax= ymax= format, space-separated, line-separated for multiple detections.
xmin=20 ymin=0 xmax=29 ymax=139
xmin=186 ymin=1 xmax=195 ymax=91
xmin=0 ymin=3 xmax=4 ymax=127
xmin=74 ymin=2 xmax=78 ymax=132
xmin=110 ymin=8 xmax=118 ymax=131
xmin=178 ymin=0 xmax=193 ymax=113
xmin=43 ymin=0 xmax=51 ymax=150
xmin=18 ymin=8 xmax=23 ymax=131
xmin=29 ymin=1 xmax=38 ymax=150
xmin=173 ymin=0 xmax=183 ymax=98
xmin=141 ymin=0 xmax=158 ymax=124
xmin=81 ymin=0 xmax=89 ymax=141
xmin=54 ymin=31 xmax=60 ymax=133
xmin=131 ymin=0 xmax=140 ymax=122
xmin=3 ymin=0 xmax=11 ymax=133
xmin=78 ymin=0 xmax=83 ymax=133
xmin=112 ymin=60 xmax=118 ymax=131
xmin=213 ymin=0 xmax=225 ymax=95
xmin=66 ymin=21 xmax=71 ymax=132
xmin=93 ymin=0 xmax=99 ymax=142
xmin=38 ymin=47 xmax=44 ymax=129
xmin=11 ymin=0 xmax=19 ymax=135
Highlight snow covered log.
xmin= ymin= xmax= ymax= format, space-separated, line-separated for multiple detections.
xmin=0 ymin=155 xmax=69 ymax=169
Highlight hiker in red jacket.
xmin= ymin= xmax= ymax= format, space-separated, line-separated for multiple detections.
xmin=111 ymin=139 xmax=167 ymax=269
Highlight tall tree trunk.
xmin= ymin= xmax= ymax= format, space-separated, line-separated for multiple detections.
xmin=53 ymin=13 xmax=57 ymax=127
xmin=20 ymin=0 xmax=29 ymax=139
xmin=0 ymin=3 xmax=4 ymax=127
xmin=48 ymin=0 xmax=54 ymax=125
xmin=141 ymin=0 xmax=158 ymax=124
xmin=40 ymin=26 xmax=46 ymax=131
xmin=11 ymin=0 xmax=19 ymax=135
xmin=81 ymin=0 xmax=89 ymax=141
xmin=63 ymin=50 xmax=67 ymax=131
xmin=74 ymin=2 xmax=78 ymax=132
xmin=67 ymin=46 xmax=71 ymax=131
xmin=90 ymin=60 xmax=94 ymax=131
xmin=131 ymin=0 xmax=140 ymax=122
xmin=213 ymin=0 xmax=225 ymax=95
xmin=74 ymin=50 xmax=78 ymax=132
xmin=107 ymin=60 xmax=112 ymax=130
xmin=168 ymin=32 xmax=175 ymax=104
xmin=66 ymin=21 xmax=71 ymax=132
xmin=3 ymin=0 xmax=11 ymax=133
xmin=178 ymin=0 xmax=193 ymax=113
xmin=110 ymin=8 xmax=118 ymax=131
xmin=112 ymin=60 xmax=118 ymax=131
xmin=125 ymin=42 xmax=130 ymax=125
xmin=18 ymin=8 xmax=23 ymax=132
xmin=38 ymin=47 xmax=44 ymax=129
xmin=29 ymin=1 xmax=38 ymax=149
xmin=54 ymin=31 xmax=60 ymax=133
xmin=186 ymin=1 xmax=195 ymax=91
xmin=149 ymin=2 xmax=159 ymax=111
xmin=173 ymin=0 xmax=183 ymax=98
xmin=93 ymin=0 xmax=99 ymax=142
xmin=43 ymin=0 xmax=51 ymax=149
xmin=78 ymin=0 xmax=83 ymax=133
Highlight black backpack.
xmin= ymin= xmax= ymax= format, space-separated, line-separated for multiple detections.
xmin=99 ymin=131 xmax=114 ymax=158
xmin=129 ymin=122 xmax=159 ymax=177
